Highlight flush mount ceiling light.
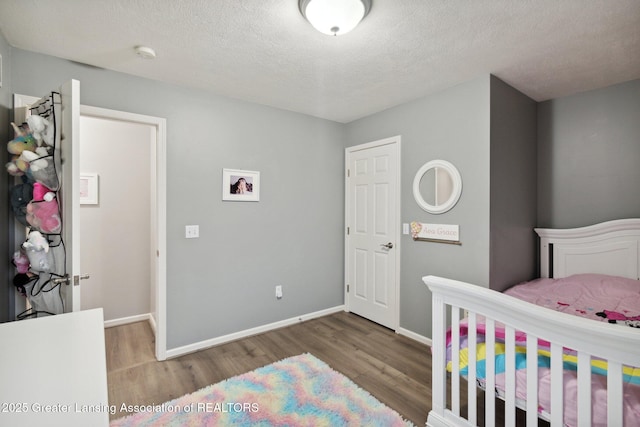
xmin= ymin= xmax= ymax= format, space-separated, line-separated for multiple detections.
xmin=299 ymin=0 xmax=371 ymax=36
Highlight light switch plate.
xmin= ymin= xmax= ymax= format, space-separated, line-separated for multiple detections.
xmin=185 ymin=225 xmax=199 ymax=238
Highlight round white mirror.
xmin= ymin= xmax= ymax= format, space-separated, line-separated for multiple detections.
xmin=412 ymin=160 xmax=462 ymax=214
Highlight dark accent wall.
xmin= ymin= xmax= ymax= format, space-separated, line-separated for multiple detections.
xmin=489 ymin=76 xmax=538 ymax=292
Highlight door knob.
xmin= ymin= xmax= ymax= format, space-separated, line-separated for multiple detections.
xmin=74 ymin=274 xmax=91 ymax=286
xmin=380 ymin=242 xmax=394 ymax=249
xmin=51 ymin=274 xmax=91 ymax=286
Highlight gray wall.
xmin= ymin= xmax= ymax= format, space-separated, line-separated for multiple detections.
xmin=10 ymin=49 xmax=345 ymax=348
xmin=489 ymin=76 xmax=538 ymax=292
xmin=344 ymin=75 xmax=538 ymax=336
xmin=4 ymin=42 xmax=638 ymax=343
xmin=538 ymin=79 xmax=640 ymax=228
xmin=345 ymin=76 xmax=492 ymax=338
xmin=0 ymin=32 xmax=12 ymax=322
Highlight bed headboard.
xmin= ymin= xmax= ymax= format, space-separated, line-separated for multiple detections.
xmin=535 ymin=218 xmax=640 ymax=280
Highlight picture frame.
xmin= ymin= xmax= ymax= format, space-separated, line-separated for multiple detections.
xmin=222 ymin=169 xmax=260 ymax=202
xmin=80 ymin=173 xmax=99 ymax=205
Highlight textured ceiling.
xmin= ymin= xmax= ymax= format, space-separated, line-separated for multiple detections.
xmin=0 ymin=0 xmax=639 ymax=123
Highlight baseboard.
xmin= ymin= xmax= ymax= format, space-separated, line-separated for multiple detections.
xmin=166 ymin=305 xmax=346 ymax=359
xmin=148 ymin=313 xmax=157 ymax=334
xmin=104 ymin=313 xmax=152 ymax=328
xmin=397 ymin=327 xmax=432 ymax=346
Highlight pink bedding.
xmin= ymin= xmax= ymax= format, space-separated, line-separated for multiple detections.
xmin=504 ymin=273 xmax=640 ymax=328
xmin=502 ymin=274 xmax=640 ymax=425
xmin=451 ymin=274 xmax=640 ymax=426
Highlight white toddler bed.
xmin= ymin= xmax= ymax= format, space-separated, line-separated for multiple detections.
xmin=424 ymin=218 xmax=640 ymax=427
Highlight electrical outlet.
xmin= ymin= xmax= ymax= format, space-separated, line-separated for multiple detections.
xmin=185 ymin=225 xmax=199 ymax=239
xmin=275 ymin=285 xmax=283 ymax=299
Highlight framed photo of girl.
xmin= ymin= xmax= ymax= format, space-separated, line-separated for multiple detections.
xmin=222 ymin=169 xmax=260 ymax=202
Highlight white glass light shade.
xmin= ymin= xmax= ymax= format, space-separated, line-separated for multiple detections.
xmin=300 ymin=0 xmax=371 ymax=36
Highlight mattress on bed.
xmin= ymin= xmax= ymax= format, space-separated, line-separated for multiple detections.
xmin=504 ymin=273 xmax=640 ymax=328
xmin=446 ymin=273 xmax=640 ymax=426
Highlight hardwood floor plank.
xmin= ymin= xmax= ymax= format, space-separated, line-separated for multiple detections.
xmin=106 ymin=312 xmax=432 ymax=425
xmin=104 ymin=320 xmax=155 ymax=372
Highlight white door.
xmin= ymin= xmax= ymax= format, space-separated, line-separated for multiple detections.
xmin=59 ymin=79 xmax=83 ymax=311
xmin=345 ymin=136 xmax=401 ymax=329
xmin=14 ymin=80 xmax=83 ymax=313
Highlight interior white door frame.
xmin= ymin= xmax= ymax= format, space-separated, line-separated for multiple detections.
xmin=80 ymin=105 xmax=167 ymax=361
xmin=14 ymin=95 xmax=167 ymax=360
xmin=344 ymin=135 xmax=402 ymax=330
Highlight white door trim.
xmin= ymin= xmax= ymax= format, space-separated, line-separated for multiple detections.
xmin=344 ymin=135 xmax=401 ymax=330
xmin=80 ymin=105 xmax=167 ymax=361
xmin=14 ymin=96 xmax=167 ymax=360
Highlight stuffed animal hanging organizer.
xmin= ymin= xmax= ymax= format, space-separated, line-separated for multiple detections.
xmin=6 ymin=104 xmax=65 ymax=318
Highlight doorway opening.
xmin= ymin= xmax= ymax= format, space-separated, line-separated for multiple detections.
xmin=81 ymin=105 xmax=167 ymax=361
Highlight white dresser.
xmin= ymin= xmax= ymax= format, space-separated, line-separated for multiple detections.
xmin=0 ymin=308 xmax=109 ymax=426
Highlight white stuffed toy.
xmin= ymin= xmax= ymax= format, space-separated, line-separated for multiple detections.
xmin=20 ymin=147 xmax=49 ymax=171
xmin=26 ymin=115 xmax=54 ymax=147
xmin=19 ymin=147 xmax=59 ymax=190
xmin=22 ymin=231 xmax=54 ymax=273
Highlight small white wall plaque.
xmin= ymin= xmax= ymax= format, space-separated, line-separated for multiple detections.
xmin=410 ymin=222 xmax=460 ymax=244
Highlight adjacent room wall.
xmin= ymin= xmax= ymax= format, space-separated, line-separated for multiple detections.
xmin=489 ymin=76 xmax=538 ymax=292
xmin=0 ymin=32 xmax=13 ymax=322
xmin=345 ymin=76 xmax=492 ymax=338
xmin=10 ymin=48 xmax=345 ymax=348
xmin=538 ymin=79 xmax=640 ymax=228
xmin=79 ymin=116 xmax=152 ymax=321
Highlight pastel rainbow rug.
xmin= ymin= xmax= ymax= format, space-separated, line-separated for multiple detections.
xmin=110 ymin=353 xmax=414 ymax=426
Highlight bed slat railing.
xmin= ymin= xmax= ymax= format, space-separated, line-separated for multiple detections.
xmin=504 ymin=327 xmax=516 ymax=427
xmin=424 ymin=275 xmax=640 ymax=427
xmin=576 ymin=351 xmax=591 ymax=425
xmin=550 ymin=342 xmax=563 ymax=425
xmin=452 ymin=307 xmax=461 ymax=417
xmin=467 ymin=313 xmax=477 ymax=425
xmin=525 ymin=334 xmax=538 ymax=426
xmin=608 ymin=361 xmax=623 ymax=427
xmin=485 ymin=319 xmax=496 ymax=426
xmin=431 ymin=293 xmax=447 ymax=420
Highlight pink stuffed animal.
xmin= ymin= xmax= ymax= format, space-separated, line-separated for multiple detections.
xmin=26 ymin=182 xmax=61 ymax=234
xmin=12 ymin=251 xmax=30 ymax=274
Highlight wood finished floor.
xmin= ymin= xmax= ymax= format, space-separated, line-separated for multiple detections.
xmin=105 ymin=311 xmax=542 ymax=426
xmin=105 ymin=311 xmax=432 ymax=425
